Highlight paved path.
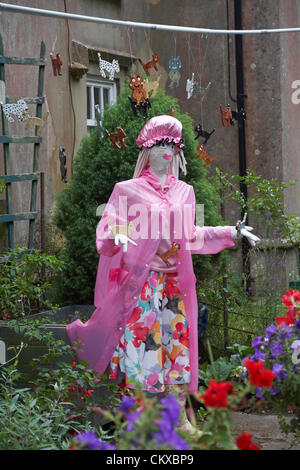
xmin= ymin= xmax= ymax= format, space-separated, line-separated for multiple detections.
xmin=230 ymin=411 xmax=300 ymax=450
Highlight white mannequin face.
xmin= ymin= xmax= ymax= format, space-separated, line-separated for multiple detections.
xmin=148 ymin=143 xmax=177 ymax=185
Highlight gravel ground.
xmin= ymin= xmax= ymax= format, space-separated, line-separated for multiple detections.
xmin=230 ymin=411 xmax=300 ymax=450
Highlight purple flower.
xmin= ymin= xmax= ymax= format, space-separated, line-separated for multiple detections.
xmin=153 ymin=429 xmax=190 ymax=450
xmin=294 ymin=318 xmax=300 ymax=330
xmin=272 ymin=363 xmax=289 ymax=382
xmin=126 ymin=411 xmax=142 ymax=432
xmin=252 ymin=336 xmax=264 ymax=351
xmin=119 ymin=396 xmax=135 ymax=415
xmin=160 ymin=394 xmax=181 ymax=427
xmin=76 ymin=430 xmax=101 ymax=450
xmin=271 ymin=341 xmax=284 ymax=359
xmin=150 ymin=394 xmax=189 ymax=450
xmin=255 ymin=387 xmax=265 ymax=400
xmin=270 ymin=386 xmax=280 ymax=396
xmin=279 ymin=326 xmax=293 ymax=340
xmin=291 ymin=340 xmax=300 ymax=350
xmin=250 ymin=350 xmax=266 ymax=362
xmin=98 ymin=442 xmax=118 ymax=450
xmin=265 ymin=324 xmax=277 ymax=338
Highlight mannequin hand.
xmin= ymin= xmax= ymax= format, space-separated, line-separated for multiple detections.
xmin=231 ymin=226 xmax=261 ymax=247
xmin=114 ymin=232 xmax=137 ymax=253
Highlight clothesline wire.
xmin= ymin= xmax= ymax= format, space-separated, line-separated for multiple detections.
xmin=1 ymin=3 xmax=300 ymax=35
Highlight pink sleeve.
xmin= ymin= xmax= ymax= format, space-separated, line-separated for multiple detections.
xmin=95 ymin=183 xmax=122 ymax=257
xmin=188 ymin=186 xmax=235 ymax=255
xmin=190 ymin=225 xmax=235 ymax=254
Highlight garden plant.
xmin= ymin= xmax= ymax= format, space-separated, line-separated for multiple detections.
xmin=0 ymin=79 xmax=299 ymax=451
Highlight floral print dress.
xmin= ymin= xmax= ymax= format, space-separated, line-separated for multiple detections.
xmin=109 ymin=271 xmax=191 ymax=393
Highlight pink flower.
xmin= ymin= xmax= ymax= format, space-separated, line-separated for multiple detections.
xmin=149 ymin=272 xmax=158 ymax=287
xmin=147 ymin=373 xmax=159 ymax=386
xmin=144 ymin=311 xmax=156 ymax=329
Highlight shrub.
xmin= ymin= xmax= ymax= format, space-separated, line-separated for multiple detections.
xmin=0 ymin=247 xmax=63 ymax=319
xmin=0 ymin=317 xmax=120 ymax=450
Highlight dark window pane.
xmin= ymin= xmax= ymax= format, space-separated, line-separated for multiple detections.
xmin=87 ymin=86 xmax=91 ymax=119
xmin=103 ymin=88 xmax=109 ymax=108
xmin=94 ymin=87 xmax=100 ymax=106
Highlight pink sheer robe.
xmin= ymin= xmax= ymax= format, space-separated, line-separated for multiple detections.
xmin=66 ymin=169 xmax=234 ymax=393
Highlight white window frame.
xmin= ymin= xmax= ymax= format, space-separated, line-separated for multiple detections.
xmin=86 ymin=76 xmax=117 ymax=129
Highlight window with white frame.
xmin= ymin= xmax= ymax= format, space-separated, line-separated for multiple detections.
xmin=86 ymin=77 xmax=117 ymax=133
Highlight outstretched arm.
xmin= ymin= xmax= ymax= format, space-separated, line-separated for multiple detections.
xmin=187 ymin=187 xmax=260 ymax=255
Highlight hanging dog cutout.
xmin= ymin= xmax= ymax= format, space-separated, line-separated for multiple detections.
xmin=129 ymin=74 xmax=147 ymax=106
xmin=195 ymin=144 xmax=218 ymax=167
xmin=138 ymin=53 xmax=159 ymax=76
xmin=144 ymin=75 xmax=161 ymax=99
xmin=50 ymin=52 xmax=63 ymax=76
xmin=59 ymin=146 xmax=68 ymax=183
xmin=186 ymin=73 xmax=196 ymax=100
xmin=193 ymin=81 xmax=212 ymax=96
xmin=105 ymin=127 xmax=127 ymax=150
xmin=158 ymin=242 xmax=181 ymax=267
xmin=168 ymin=56 xmax=181 ymax=88
xmin=220 ymin=104 xmax=233 ymax=127
xmin=194 ymin=124 xmax=215 ymax=146
xmin=23 ymin=111 xmax=49 ymax=136
xmin=98 ymin=53 xmax=120 ymax=81
xmin=231 ymin=107 xmax=247 ymax=124
xmin=128 ymin=74 xmax=151 ymax=118
xmin=1 ymin=99 xmax=28 ymax=122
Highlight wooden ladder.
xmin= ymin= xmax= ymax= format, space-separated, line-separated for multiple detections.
xmin=0 ymin=33 xmax=46 ymax=259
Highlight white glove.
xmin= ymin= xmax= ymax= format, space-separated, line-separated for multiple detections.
xmin=231 ymin=213 xmax=261 ymax=247
xmin=231 ymin=225 xmax=261 ymax=247
xmin=113 ymin=232 xmax=137 ymax=253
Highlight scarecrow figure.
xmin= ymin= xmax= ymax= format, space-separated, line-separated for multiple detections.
xmin=67 ymin=115 xmax=260 ymax=433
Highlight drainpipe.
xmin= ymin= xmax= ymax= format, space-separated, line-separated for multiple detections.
xmin=233 ymin=0 xmax=252 ymax=292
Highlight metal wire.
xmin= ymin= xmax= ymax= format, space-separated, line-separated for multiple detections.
xmin=1 ymin=3 xmax=300 ymax=35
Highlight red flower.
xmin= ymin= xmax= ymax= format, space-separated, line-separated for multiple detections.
xmin=68 ymin=385 xmax=76 ymax=393
xmin=176 ymin=322 xmax=184 ymax=332
xmin=164 ymin=275 xmax=181 ymax=300
xmin=72 ymin=360 xmax=77 ymax=368
xmin=178 ymin=326 xmax=189 ymax=348
xmin=281 ymin=293 xmax=293 ymax=306
xmin=128 ymin=306 xmax=143 ymax=324
xmin=236 ymin=431 xmax=261 ymax=450
xmin=140 ymin=282 xmax=153 ymax=301
xmin=281 ymin=289 xmax=300 ymax=306
xmin=276 ymin=302 xmax=299 ymax=326
xmin=131 ymin=323 xmax=149 ymax=348
xmin=276 ymin=312 xmax=295 ymax=327
xmin=199 ymin=379 xmax=234 ymax=408
xmin=244 ymin=359 xmax=275 ymax=388
xmin=117 ymin=382 xmax=131 ymax=397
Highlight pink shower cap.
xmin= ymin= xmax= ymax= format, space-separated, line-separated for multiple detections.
xmin=136 ymin=115 xmax=184 ymax=149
